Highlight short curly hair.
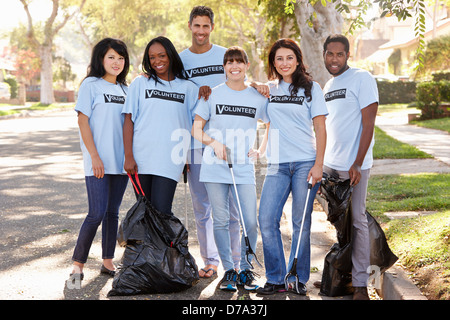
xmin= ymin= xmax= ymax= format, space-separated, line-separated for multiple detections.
xmin=189 ymin=6 xmax=214 ymax=24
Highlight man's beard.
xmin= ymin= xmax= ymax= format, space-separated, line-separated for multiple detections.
xmin=326 ymin=63 xmax=348 ymax=76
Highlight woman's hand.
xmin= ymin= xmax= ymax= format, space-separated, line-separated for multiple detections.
xmin=307 ymin=164 xmax=323 ymax=187
xmin=247 ymin=148 xmax=261 ymax=160
xmin=211 ymin=140 xmax=227 ymax=161
xmin=91 ymin=154 xmax=105 ymax=179
xmin=124 ymin=155 xmax=138 ymax=175
xmin=249 ymin=81 xmax=270 ymax=98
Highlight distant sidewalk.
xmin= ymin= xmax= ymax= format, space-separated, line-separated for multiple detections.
xmin=376 ymin=113 xmax=450 ymax=166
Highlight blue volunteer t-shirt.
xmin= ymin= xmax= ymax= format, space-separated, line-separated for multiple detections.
xmin=195 ymin=83 xmax=269 ymax=185
xmin=266 ymin=80 xmax=328 ymax=164
xmin=179 ymin=44 xmax=227 ymax=150
xmin=122 ymin=76 xmax=198 ymax=181
xmin=179 ymin=44 xmax=227 ymax=88
xmin=75 ymin=77 xmax=127 ymax=176
xmin=323 ymin=67 xmax=379 ymax=171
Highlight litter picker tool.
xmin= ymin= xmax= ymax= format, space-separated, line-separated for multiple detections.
xmin=284 ymin=176 xmax=313 ymax=293
xmin=226 ymin=147 xmax=262 ymax=269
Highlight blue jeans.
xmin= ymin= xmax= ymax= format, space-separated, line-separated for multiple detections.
xmin=72 ymin=174 xmax=128 ymax=264
xmin=188 ymin=148 xmax=241 ymax=268
xmin=204 ymin=182 xmax=257 ymax=271
xmin=258 ymin=161 xmax=319 ymax=285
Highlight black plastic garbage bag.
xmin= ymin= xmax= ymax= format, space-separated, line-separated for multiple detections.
xmin=318 ymin=172 xmax=398 ymax=296
xmin=320 ymin=243 xmax=354 ymax=297
xmin=319 ymin=172 xmax=353 ymax=249
xmin=366 ymin=211 xmax=398 ymax=273
xmin=318 ymin=173 xmax=354 ymax=296
xmin=108 ymin=175 xmax=199 ymax=296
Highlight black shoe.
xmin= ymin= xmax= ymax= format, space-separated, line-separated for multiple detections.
xmin=69 ymin=272 xmax=84 ymax=281
xmin=100 ymin=265 xmax=116 ymax=277
xmin=256 ymin=282 xmax=287 ymax=295
xmin=219 ymin=269 xmax=238 ymax=291
xmin=238 ymin=269 xmax=259 ymax=291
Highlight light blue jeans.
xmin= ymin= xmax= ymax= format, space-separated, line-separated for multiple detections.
xmin=188 ymin=148 xmax=241 ymax=268
xmin=259 ymin=161 xmax=319 ymax=285
xmin=204 ymin=182 xmax=258 ymax=271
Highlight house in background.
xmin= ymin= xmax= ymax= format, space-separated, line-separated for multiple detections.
xmin=0 ymin=56 xmax=16 ymax=101
xmin=353 ymin=3 xmax=450 ymax=79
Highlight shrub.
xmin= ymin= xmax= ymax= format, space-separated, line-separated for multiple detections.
xmin=432 ymin=72 xmax=450 ymax=82
xmin=376 ymin=80 xmax=417 ymax=104
xmin=4 ymin=77 xmax=18 ymax=99
xmin=416 ymin=80 xmax=449 ymax=119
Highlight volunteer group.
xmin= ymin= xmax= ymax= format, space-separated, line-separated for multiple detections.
xmin=69 ymin=5 xmax=378 ymax=301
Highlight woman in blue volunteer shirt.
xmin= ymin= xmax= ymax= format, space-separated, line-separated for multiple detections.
xmin=192 ymin=46 xmax=268 ymax=292
xmin=70 ymin=38 xmax=130 ymax=281
xmin=252 ymin=39 xmax=327 ymax=295
xmin=122 ymin=36 xmax=198 ymax=215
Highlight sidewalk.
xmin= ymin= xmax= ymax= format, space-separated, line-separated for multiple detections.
xmin=376 ymin=111 xmax=450 ymax=166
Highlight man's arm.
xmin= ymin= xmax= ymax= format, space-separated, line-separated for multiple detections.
xmin=349 ymin=102 xmax=378 ymax=186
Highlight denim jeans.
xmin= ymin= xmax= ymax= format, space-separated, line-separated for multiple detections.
xmin=204 ymin=182 xmax=257 ymax=271
xmin=258 ymin=161 xmax=319 ymax=285
xmin=72 ymin=174 xmax=128 ymax=264
xmin=188 ymin=148 xmax=241 ymax=268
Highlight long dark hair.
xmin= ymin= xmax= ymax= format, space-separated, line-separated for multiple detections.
xmin=142 ymin=36 xmax=187 ymax=84
xmin=86 ymin=38 xmax=130 ymax=86
xmin=268 ymin=38 xmax=312 ymax=101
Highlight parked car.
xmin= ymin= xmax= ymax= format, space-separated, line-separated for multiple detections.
xmin=0 ymin=82 xmax=11 ymax=100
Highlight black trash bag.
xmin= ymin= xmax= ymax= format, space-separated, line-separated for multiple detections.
xmin=108 ymin=174 xmax=199 ymax=296
xmin=117 ymin=193 xmax=147 ymax=247
xmin=318 ymin=172 xmax=398 ymax=296
xmin=318 ymin=172 xmax=354 ymax=296
xmin=366 ymin=211 xmax=398 ymax=273
xmin=320 ymin=243 xmax=354 ymax=297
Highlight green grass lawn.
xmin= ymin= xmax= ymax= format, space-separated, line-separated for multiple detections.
xmin=384 ymin=210 xmax=450 ymax=300
xmin=370 ymin=106 xmax=450 ymax=299
xmin=0 ymin=102 xmax=74 ymax=116
xmin=367 ymin=173 xmax=450 ymax=219
xmin=373 ymin=126 xmax=432 ymax=159
xmin=411 ymin=117 xmax=450 ymax=133
xmin=385 ymin=210 xmax=450 ymax=269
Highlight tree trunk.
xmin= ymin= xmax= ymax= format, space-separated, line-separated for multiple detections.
xmin=294 ymin=0 xmax=343 ymax=87
xmin=40 ymin=44 xmax=55 ymax=104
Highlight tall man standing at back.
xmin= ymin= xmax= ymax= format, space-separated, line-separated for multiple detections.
xmin=179 ymin=6 xmax=240 ymax=278
xmin=322 ymin=34 xmax=378 ymax=300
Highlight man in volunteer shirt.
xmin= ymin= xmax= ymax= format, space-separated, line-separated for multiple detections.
xmin=179 ymin=6 xmax=240 ymax=279
xmin=322 ymin=34 xmax=379 ymax=300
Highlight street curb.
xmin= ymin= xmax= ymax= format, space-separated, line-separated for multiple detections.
xmin=378 ymin=266 xmax=427 ymax=300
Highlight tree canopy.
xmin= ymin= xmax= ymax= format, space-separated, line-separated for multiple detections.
xmin=8 ymin=0 xmax=449 ymax=93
